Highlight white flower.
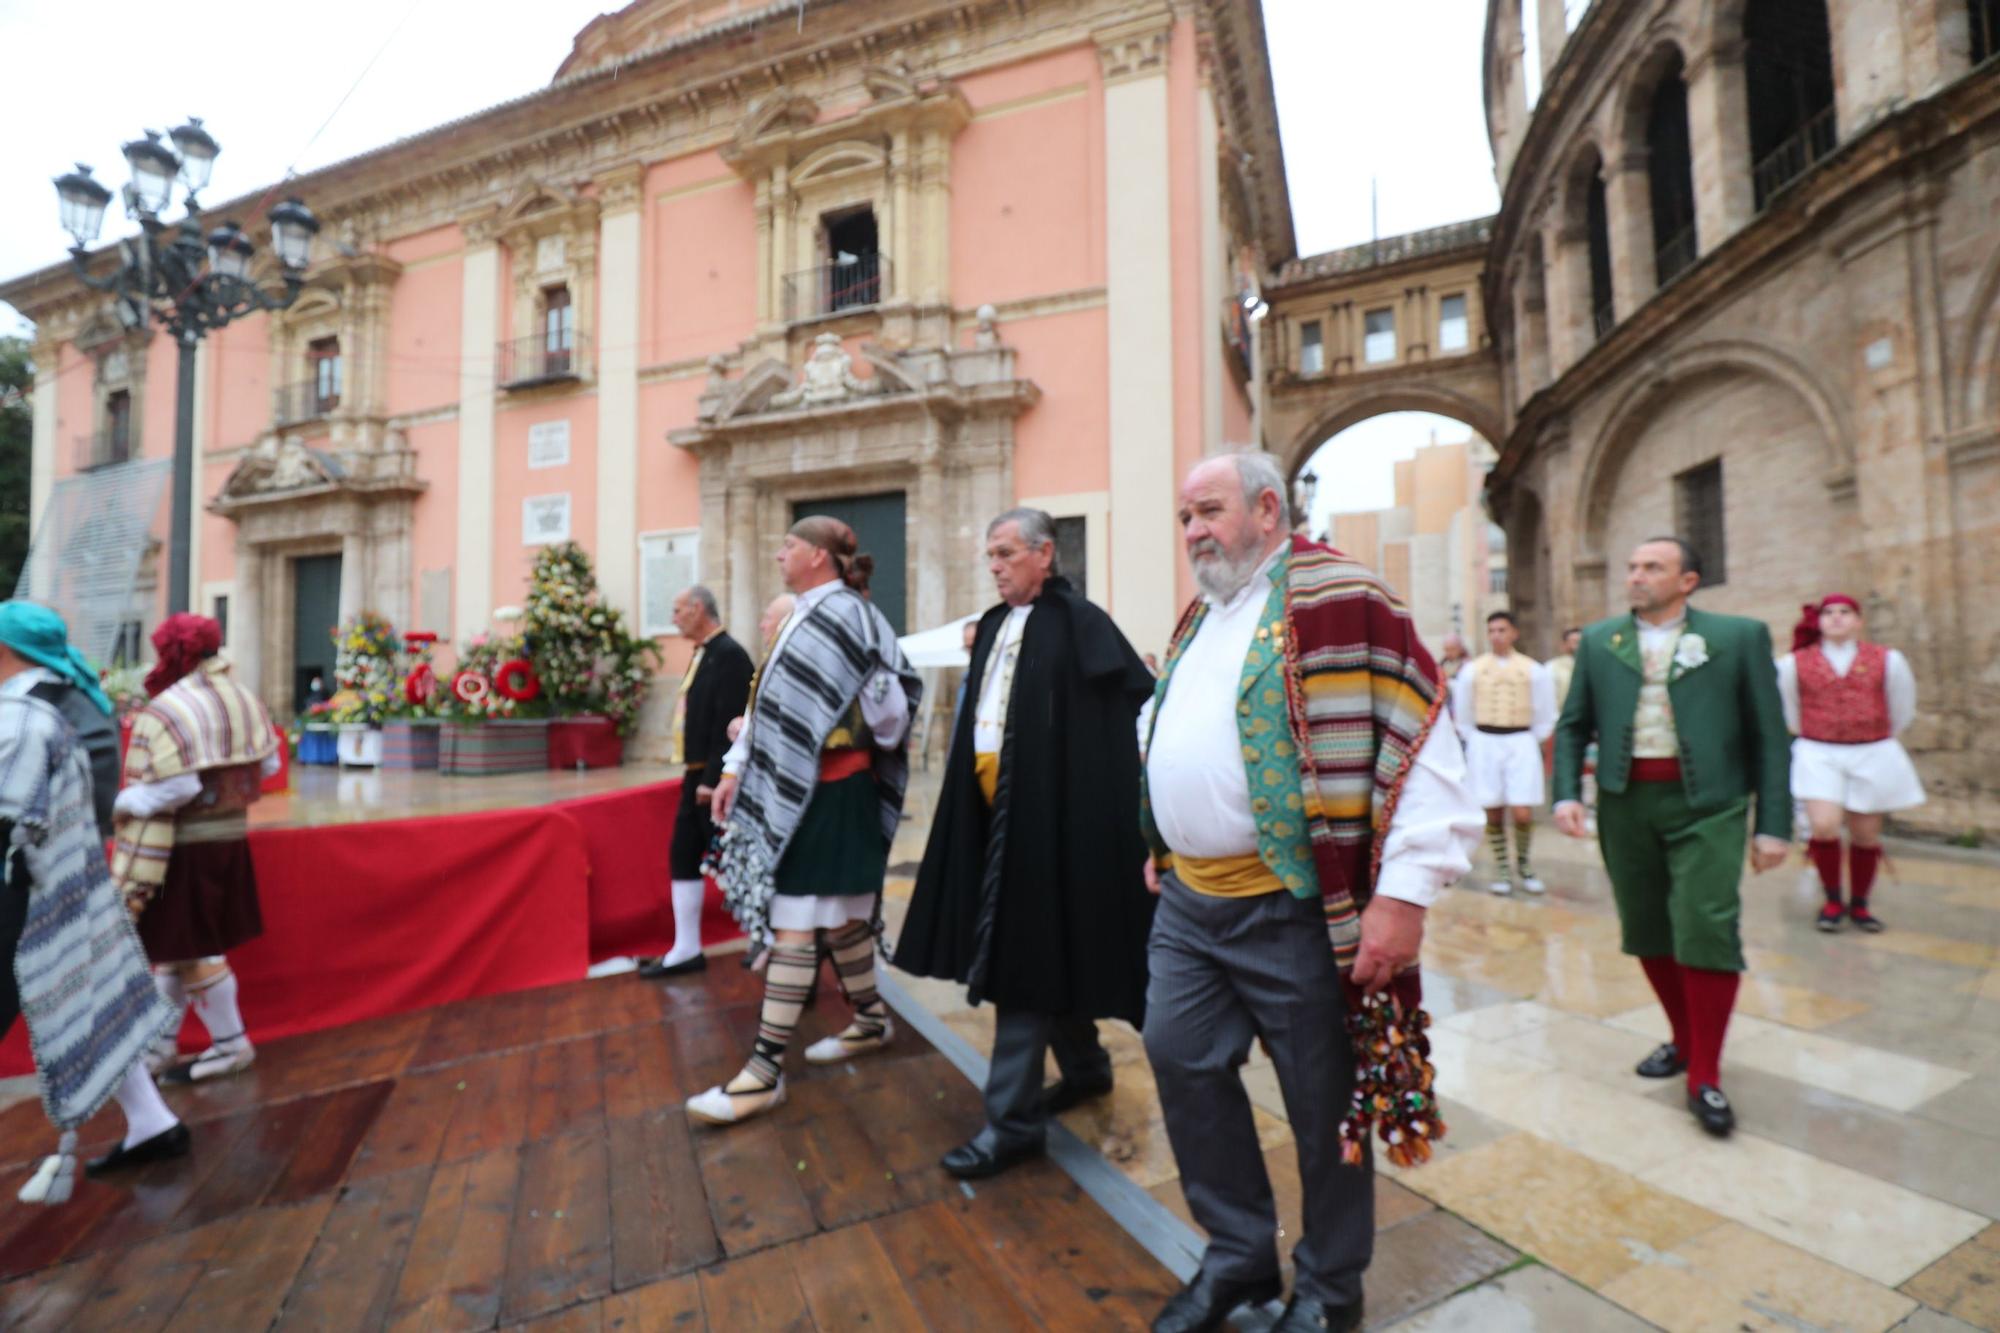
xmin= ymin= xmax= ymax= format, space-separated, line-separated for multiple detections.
xmin=1673 ymin=633 xmax=1709 ymax=671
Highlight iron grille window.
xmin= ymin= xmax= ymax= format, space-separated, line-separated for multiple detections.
xmin=1438 ymin=295 xmax=1469 ymax=353
xmin=1587 ymin=173 xmax=1615 ymax=338
xmin=542 ymin=286 xmax=574 ymax=375
xmin=1299 ymin=321 xmax=1325 ymax=374
xmin=308 ymin=337 xmax=342 ymax=414
xmin=1675 ymin=460 xmax=1727 ymax=587
xmin=1647 ymin=58 xmax=1700 ymax=285
xmin=1363 ymin=308 xmax=1397 ymax=363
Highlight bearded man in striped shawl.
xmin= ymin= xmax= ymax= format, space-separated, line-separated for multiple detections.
xmin=690 ymin=517 xmax=921 ymax=1127
xmin=111 ymin=613 xmax=280 ymax=1088
xmin=1138 ymin=453 xmax=1482 ymax=1333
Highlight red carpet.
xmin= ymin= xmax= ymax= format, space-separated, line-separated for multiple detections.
xmin=0 ymin=777 xmax=740 ymax=1076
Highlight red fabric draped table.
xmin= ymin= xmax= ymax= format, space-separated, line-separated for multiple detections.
xmin=0 ymin=777 xmax=740 ymax=1076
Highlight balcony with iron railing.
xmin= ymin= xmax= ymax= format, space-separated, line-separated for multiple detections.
xmin=498 ymin=331 xmax=589 ymax=390
xmin=1752 ymin=105 xmax=1839 ymax=213
xmin=783 ymin=253 xmax=889 ymax=323
xmin=72 ymin=428 xmax=134 ymax=473
xmin=274 ymin=379 xmax=340 ymax=428
xmin=1654 ymin=224 xmax=1698 ymax=288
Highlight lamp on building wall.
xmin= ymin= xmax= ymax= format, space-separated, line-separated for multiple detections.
xmin=51 ymin=119 xmax=320 ymax=615
xmin=1295 ymin=467 xmax=1319 ymax=527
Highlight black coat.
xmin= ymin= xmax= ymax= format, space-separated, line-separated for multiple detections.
xmin=895 ymin=578 xmax=1156 ymax=1023
xmin=684 ymin=630 xmax=753 ymax=777
xmin=27 ymin=679 xmax=118 ymax=840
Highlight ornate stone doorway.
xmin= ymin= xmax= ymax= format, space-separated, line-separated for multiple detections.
xmin=793 ymin=491 xmax=908 ymax=633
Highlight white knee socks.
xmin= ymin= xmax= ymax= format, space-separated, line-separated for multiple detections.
xmin=114 ymin=1061 xmax=179 ymax=1148
xmin=188 ymin=968 xmax=250 ymax=1054
xmin=663 ymin=878 xmax=706 ymax=966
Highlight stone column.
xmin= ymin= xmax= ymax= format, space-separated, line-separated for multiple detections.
xmin=1536 ymin=0 xmax=1569 ymax=78
xmin=27 ymin=336 xmax=58 ymax=581
xmin=913 ymin=444 xmax=947 ymax=633
xmin=726 ymin=478 xmax=759 ymax=637
xmin=235 ymin=543 xmax=265 ymax=699
xmin=1828 ymin=0 xmax=1909 ymax=134
xmin=339 ymin=525 xmax=367 ymax=622
xmin=1603 ymin=151 xmax=1655 ymax=319
xmin=595 ymin=166 xmax=643 ymax=617
xmin=455 ymin=219 xmax=500 ymax=640
xmin=1686 ymin=42 xmax=1753 ymax=252
xmin=1097 ymin=13 xmax=1179 ymax=656
xmin=1198 ymin=83 xmax=1225 ymax=452
xmin=1543 ymin=215 xmax=1587 ymax=374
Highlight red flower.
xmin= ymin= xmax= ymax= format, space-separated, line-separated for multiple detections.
xmin=452 ymin=670 xmax=491 ymax=704
xmin=406 ymin=662 xmax=437 ymax=705
xmin=495 ymin=659 xmax=541 ymax=702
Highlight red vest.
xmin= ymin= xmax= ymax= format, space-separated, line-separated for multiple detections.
xmin=1797 ymin=642 xmax=1892 ymax=743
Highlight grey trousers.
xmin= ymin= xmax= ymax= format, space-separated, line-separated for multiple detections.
xmin=975 ymin=1007 xmax=1113 ymax=1152
xmin=1142 ymin=873 xmax=1372 ymax=1308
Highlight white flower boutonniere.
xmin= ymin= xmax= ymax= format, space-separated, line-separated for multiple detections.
xmin=1672 ymin=633 xmax=1709 ymax=675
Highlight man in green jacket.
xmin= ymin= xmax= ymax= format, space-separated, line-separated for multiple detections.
xmin=1553 ymin=537 xmax=1792 ymax=1136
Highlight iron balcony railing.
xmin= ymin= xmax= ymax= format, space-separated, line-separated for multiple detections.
xmin=1654 ymin=225 xmax=1698 ymax=287
xmin=274 ymin=379 xmax=340 ymax=427
xmin=783 ymin=253 xmax=888 ymax=322
xmin=73 ymin=428 xmax=134 ymax=472
xmin=498 ymin=331 xmax=589 ymax=388
xmin=1752 ymin=105 xmax=1839 ymax=212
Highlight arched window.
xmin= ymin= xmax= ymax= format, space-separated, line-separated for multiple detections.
xmin=1586 ymin=172 xmax=1615 ymax=338
xmin=1745 ymin=0 xmax=1837 ymax=209
xmin=1646 ymin=54 xmax=1699 ymax=284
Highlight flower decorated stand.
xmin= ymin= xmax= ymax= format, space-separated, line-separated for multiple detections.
xmin=440 ymin=719 xmax=551 ymax=776
xmin=380 ymin=719 xmax=442 ymax=770
xmin=548 ymin=715 xmax=624 ymax=769
xmin=336 ymin=723 xmax=383 ymax=768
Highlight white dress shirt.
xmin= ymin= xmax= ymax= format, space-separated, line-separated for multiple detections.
xmin=0 ymin=667 xmax=61 ymax=699
xmin=722 ymin=579 xmax=909 ymax=776
xmin=1635 ymin=610 xmax=1687 ymax=656
xmin=1776 ymin=641 xmax=1917 ymax=736
xmin=1145 ymin=546 xmax=1480 ymax=908
xmin=972 ymin=605 xmax=1031 ymax=756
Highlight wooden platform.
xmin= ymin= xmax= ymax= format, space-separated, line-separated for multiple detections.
xmin=0 ymin=966 xmax=1181 ymax=1330
xmin=248 ymin=763 xmax=681 ymax=832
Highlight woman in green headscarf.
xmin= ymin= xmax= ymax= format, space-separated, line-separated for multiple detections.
xmin=0 ymin=602 xmax=118 ymax=839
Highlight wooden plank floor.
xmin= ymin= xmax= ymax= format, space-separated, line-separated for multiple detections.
xmin=0 ymin=964 xmax=1182 ymax=1330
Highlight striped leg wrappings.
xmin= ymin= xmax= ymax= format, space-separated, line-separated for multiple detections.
xmin=738 ymin=942 xmax=819 ymax=1090
xmin=824 ymin=921 xmax=887 ymax=1036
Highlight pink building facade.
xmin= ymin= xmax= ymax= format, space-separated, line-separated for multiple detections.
xmin=5 ymin=0 xmax=1288 ymax=748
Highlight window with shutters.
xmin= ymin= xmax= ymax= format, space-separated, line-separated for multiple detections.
xmin=1675 ymin=460 xmax=1727 ymax=587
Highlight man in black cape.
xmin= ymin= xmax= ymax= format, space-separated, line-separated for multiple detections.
xmin=896 ymin=507 xmax=1156 ymax=1179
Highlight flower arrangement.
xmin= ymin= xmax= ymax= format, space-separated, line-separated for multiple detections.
xmin=329 ymin=612 xmax=400 ymax=726
xmin=398 ymin=631 xmax=443 ymax=719
xmin=99 ymin=664 xmax=149 ymax=716
xmin=441 ymin=631 xmax=548 ymax=722
xmin=521 ymin=542 xmax=661 ymax=736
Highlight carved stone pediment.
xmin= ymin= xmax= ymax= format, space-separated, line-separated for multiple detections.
xmin=218 ymin=438 xmax=344 ymax=500
xmin=863 ymin=63 xmax=919 ymax=103
xmin=768 ymin=333 xmax=880 ymax=410
xmin=737 ymin=91 xmax=822 ymax=149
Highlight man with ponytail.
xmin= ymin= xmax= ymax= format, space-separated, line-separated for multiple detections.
xmin=690 ymin=517 xmax=921 ymax=1126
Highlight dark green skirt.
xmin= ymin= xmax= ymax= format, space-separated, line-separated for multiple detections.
xmin=774 ymin=772 xmax=889 ymax=897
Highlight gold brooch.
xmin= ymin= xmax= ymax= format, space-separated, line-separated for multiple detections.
xmin=1612 ymin=633 xmax=1623 ymax=646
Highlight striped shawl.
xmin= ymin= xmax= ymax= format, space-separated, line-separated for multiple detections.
xmin=111 ymin=656 xmax=276 ymax=916
xmin=0 ymin=698 xmax=172 ymax=1134
xmin=716 ymin=586 xmax=921 ymax=947
xmin=1163 ymin=536 xmax=1446 ymax=986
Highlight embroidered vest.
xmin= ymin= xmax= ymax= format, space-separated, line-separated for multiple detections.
xmin=1471 ymin=652 xmax=1538 ymax=728
xmin=1228 ymin=576 xmax=1319 ymax=897
xmin=1633 ymin=631 xmax=1681 ymax=758
xmin=1797 ymin=642 xmax=1891 ymax=743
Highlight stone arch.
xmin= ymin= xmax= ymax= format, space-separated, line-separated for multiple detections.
xmin=1281 ymin=387 xmax=1506 ymax=483
xmin=1575 ymin=337 xmax=1855 ymax=559
xmin=1615 ymin=32 xmax=1697 ymax=156
xmin=1955 ymin=239 xmax=2000 ymax=430
xmin=791 ymin=139 xmax=889 ymax=187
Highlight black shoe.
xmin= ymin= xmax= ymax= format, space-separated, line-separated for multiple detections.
xmin=1817 ymin=903 xmax=1845 ymax=932
xmin=940 ymin=1136 xmax=1044 ymax=1180
xmin=1041 ymin=1076 xmax=1114 ymax=1116
xmin=1849 ymin=905 xmax=1885 ymax=933
xmin=1688 ymin=1083 xmax=1735 ymax=1136
xmin=637 ymin=953 xmax=709 ymax=979
xmin=1270 ymin=1292 xmax=1364 ymax=1333
xmin=85 ymin=1121 xmax=191 ymax=1176
xmin=1151 ymin=1270 xmax=1283 ymax=1333
xmin=1634 ymin=1042 xmax=1686 ymax=1079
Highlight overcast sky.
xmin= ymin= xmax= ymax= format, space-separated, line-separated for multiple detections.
xmin=0 ymin=0 xmax=1499 ymax=512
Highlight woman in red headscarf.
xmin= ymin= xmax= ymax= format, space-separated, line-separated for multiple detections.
xmin=104 ymin=614 xmax=281 ymax=1109
xmin=1776 ymin=595 xmax=1926 ymax=933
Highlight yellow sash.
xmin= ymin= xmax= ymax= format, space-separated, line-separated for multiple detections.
xmin=1171 ymin=851 xmax=1285 ymax=899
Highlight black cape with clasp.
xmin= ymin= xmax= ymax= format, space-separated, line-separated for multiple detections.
xmin=894 ymin=577 xmax=1155 ymax=1023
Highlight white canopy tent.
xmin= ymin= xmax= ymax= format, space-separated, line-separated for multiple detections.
xmin=897 ymin=613 xmax=981 ymax=766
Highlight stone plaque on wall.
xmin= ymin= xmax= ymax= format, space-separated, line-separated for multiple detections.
xmin=536 ymin=234 xmax=566 ymax=273
xmin=524 ymin=494 xmax=571 ymax=546
xmin=419 ymin=568 xmax=452 ymax=640
xmin=528 ymin=420 xmax=571 ymax=469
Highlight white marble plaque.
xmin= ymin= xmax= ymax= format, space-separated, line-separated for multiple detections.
xmin=527 ymin=419 xmax=570 ymax=469
xmin=523 ymin=493 xmax=571 ymax=546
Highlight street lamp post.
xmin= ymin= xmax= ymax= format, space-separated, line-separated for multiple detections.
xmin=53 ymin=120 xmax=319 ymax=616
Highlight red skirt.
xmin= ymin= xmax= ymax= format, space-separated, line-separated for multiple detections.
xmin=138 ymin=837 xmax=264 ymax=963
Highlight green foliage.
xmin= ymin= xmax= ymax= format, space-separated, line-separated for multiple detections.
xmin=0 ymin=337 xmax=32 ymax=593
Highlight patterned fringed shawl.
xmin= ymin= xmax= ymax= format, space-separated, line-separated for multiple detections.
xmin=110 ymin=656 xmax=275 ymax=916
xmin=0 ymin=699 xmax=172 ymax=1138
xmin=1162 ymin=536 xmax=1446 ymax=984
xmin=716 ymin=586 xmax=921 ymax=948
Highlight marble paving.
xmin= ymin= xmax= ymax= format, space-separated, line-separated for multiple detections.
xmin=880 ymin=771 xmax=2000 ymax=1330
